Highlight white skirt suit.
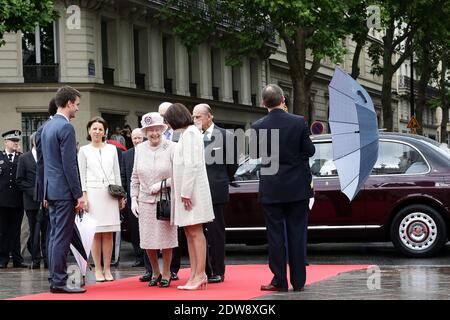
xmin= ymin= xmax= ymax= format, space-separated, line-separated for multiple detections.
xmin=78 ymin=144 xmax=122 ymax=233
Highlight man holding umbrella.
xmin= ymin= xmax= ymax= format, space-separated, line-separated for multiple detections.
xmin=252 ymin=84 xmax=315 ymax=292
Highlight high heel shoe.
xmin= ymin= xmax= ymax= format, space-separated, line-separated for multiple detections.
xmin=95 ymin=270 xmax=106 ymax=282
xmin=104 ymin=271 xmax=114 ymax=282
xmin=183 ymin=276 xmax=208 ymax=290
xmin=159 ymin=277 xmax=171 ymax=288
xmin=148 ymin=274 xmax=162 ymax=287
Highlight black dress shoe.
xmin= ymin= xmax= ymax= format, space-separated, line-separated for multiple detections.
xmin=293 ymin=287 xmax=305 ymax=292
xmin=50 ymin=285 xmax=86 ymax=294
xmin=170 ymin=272 xmax=179 ymax=281
xmin=139 ymin=272 xmax=152 ymax=282
xmin=208 ymin=275 xmax=224 ymax=283
xmin=13 ymin=262 xmax=28 ymax=268
xmin=132 ymin=260 xmax=144 ymax=267
xmin=260 ymin=284 xmax=288 ymax=292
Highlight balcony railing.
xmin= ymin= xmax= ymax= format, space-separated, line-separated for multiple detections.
xmin=103 ymin=67 xmax=115 ymax=85
xmin=23 ymin=64 xmax=59 ymax=83
xmin=189 ymin=83 xmax=198 ymax=97
xmin=135 ymin=73 xmax=146 ymax=89
xmin=398 ymin=75 xmax=438 ymax=97
xmin=212 ymin=86 xmax=219 ymax=100
xmin=164 ymin=78 xmax=173 ymax=94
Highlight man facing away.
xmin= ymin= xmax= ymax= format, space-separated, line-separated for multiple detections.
xmin=121 ymin=128 xmax=145 ymax=267
xmin=192 ymin=103 xmax=238 ymax=283
xmin=41 ymin=86 xmax=86 ymax=294
xmin=252 ymin=84 xmax=315 ymax=292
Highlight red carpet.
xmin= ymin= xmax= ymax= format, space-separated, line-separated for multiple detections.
xmin=12 ymin=264 xmax=368 ymax=300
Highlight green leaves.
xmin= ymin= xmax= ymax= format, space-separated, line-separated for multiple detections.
xmin=0 ymin=0 xmax=54 ymax=45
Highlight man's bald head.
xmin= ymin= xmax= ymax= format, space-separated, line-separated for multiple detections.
xmin=262 ymin=84 xmax=284 ymax=109
xmin=131 ymin=128 xmax=144 ymax=146
xmin=158 ymin=102 xmax=172 ymax=116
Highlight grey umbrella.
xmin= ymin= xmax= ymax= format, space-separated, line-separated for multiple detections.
xmin=328 ymin=68 xmax=379 ymax=201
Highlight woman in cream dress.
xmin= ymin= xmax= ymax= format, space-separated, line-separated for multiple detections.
xmin=78 ymin=116 xmax=124 ymax=282
xmin=164 ymin=103 xmax=214 ymax=290
xmin=130 ymin=112 xmax=178 ymax=288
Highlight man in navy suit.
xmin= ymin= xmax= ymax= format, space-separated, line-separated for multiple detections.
xmin=251 ymin=84 xmax=315 ymax=292
xmin=41 ymin=86 xmax=86 ymax=294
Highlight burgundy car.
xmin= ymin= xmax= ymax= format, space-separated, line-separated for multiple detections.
xmin=225 ymin=132 xmax=450 ymax=258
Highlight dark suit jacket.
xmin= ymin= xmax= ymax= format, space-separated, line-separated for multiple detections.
xmin=41 ymin=114 xmax=82 ymax=201
xmin=251 ymin=109 xmax=315 ymax=204
xmin=204 ymin=125 xmax=238 ymax=204
xmin=121 ymin=147 xmax=135 ymax=206
xmin=0 ymin=151 xmax=22 ymax=208
xmin=35 ymin=118 xmax=50 ymax=202
xmin=16 ymin=151 xmax=40 ymax=211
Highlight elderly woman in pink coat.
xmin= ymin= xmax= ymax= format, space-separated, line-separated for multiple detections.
xmin=130 ymin=112 xmax=177 ymax=288
xmin=164 ymin=103 xmax=214 ymax=290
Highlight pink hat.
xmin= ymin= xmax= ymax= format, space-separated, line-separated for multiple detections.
xmin=140 ymin=112 xmax=168 ymax=132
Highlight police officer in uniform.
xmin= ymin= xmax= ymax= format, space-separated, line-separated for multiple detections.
xmin=0 ymin=130 xmax=27 ymax=268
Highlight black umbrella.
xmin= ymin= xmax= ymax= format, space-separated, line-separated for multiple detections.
xmin=71 ymin=224 xmax=88 ymax=261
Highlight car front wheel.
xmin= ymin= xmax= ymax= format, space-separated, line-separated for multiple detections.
xmin=391 ymin=204 xmax=447 ymax=258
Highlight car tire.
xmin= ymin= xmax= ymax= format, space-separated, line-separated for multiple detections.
xmin=391 ymin=204 xmax=447 ymax=258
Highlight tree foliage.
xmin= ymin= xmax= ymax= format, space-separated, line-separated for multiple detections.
xmin=0 ymin=0 xmax=55 ymax=46
xmin=160 ymin=0 xmax=350 ymax=119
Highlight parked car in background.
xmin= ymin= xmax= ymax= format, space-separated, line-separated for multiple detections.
xmin=225 ymin=132 xmax=450 ymax=258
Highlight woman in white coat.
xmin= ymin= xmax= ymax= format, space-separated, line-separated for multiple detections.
xmin=164 ymin=103 xmax=214 ymax=290
xmin=78 ymin=116 xmax=124 ymax=282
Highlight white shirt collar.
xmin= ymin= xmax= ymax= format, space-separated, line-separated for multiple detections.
xmin=163 ymin=128 xmax=173 ymax=140
xmin=56 ymin=112 xmax=70 ymax=122
xmin=5 ymin=150 xmax=15 ymax=161
xmin=204 ymin=123 xmax=215 ymax=140
xmin=31 ymin=148 xmax=37 ymax=162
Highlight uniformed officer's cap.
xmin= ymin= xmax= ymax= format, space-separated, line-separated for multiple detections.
xmin=2 ymin=130 xmax=22 ymax=141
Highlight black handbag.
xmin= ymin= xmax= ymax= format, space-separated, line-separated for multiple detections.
xmin=108 ymin=184 xmax=127 ymax=199
xmin=97 ymin=151 xmax=127 ymax=200
xmin=156 ymin=179 xmax=171 ymax=221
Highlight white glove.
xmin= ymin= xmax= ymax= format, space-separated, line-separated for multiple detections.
xmin=131 ymin=197 xmax=139 ymax=218
xmin=150 ymin=182 xmax=162 ymax=195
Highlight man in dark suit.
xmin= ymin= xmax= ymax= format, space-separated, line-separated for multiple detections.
xmin=251 ymin=84 xmax=315 ymax=292
xmin=0 ymin=130 xmax=27 ymax=269
xmin=41 ymin=86 xmax=86 ymax=294
xmin=121 ymin=128 xmax=144 ymax=267
xmin=193 ymin=103 xmax=238 ymax=283
xmin=16 ymin=132 xmax=47 ymax=269
xmin=35 ymin=97 xmax=58 ymax=270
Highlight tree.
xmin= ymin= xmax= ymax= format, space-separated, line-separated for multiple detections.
xmin=367 ymin=0 xmax=419 ymax=131
xmin=0 ymin=0 xmax=54 ymax=47
xmin=160 ymin=0 xmax=350 ymax=121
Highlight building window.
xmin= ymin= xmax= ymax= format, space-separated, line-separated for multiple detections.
xmin=163 ymin=35 xmax=175 ymax=94
xmin=101 ymin=113 xmax=126 ymax=139
xmin=134 ymin=28 xmax=146 ymax=90
xmin=22 ymin=22 xmax=58 ymax=83
xmin=101 ymin=20 xmax=115 ymax=85
xmin=21 ymin=113 xmax=48 ymax=152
